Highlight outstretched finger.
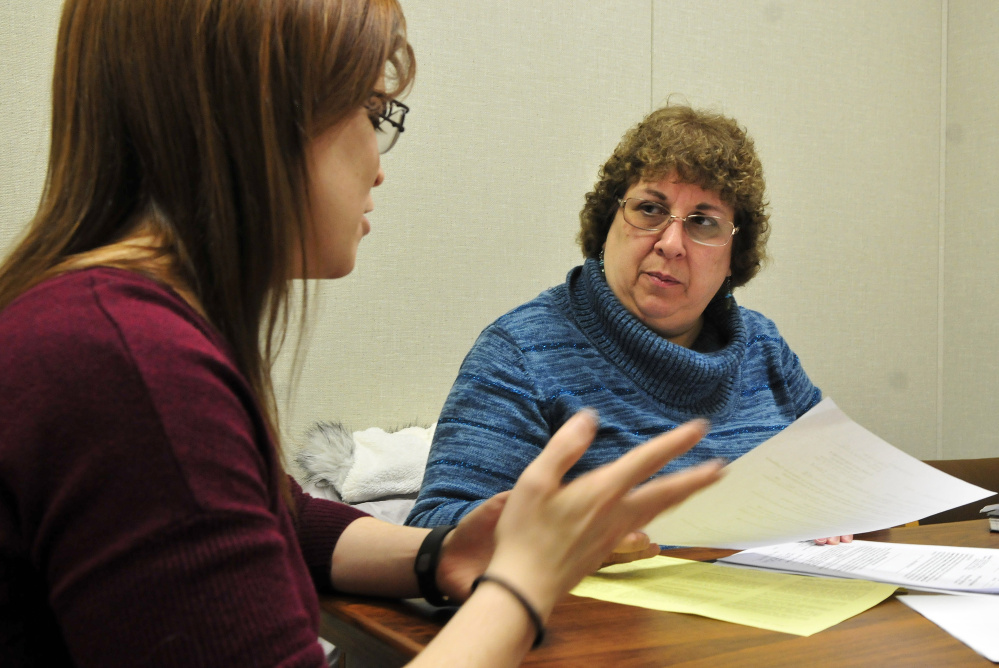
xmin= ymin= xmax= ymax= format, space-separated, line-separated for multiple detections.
xmin=625 ymin=459 xmax=725 ymax=528
xmin=587 ymin=419 xmax=710 ymax=494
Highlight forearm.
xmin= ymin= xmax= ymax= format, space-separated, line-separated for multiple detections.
xmin=329 ymin=517 xmax=429 ymax=597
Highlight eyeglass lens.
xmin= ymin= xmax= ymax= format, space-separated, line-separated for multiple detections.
xmin=373 ymin=98 xmax=407 ymax=154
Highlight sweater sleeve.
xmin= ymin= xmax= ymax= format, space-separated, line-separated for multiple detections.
xmin=290 ymin=476 xmax=369 ymax=592
xmin=406 ymin=325 xmax=552 ymax=527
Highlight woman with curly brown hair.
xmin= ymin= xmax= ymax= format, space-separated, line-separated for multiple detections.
xmin=409 ymin=104 xmax=847 ymax=548
xmin=0 ymin=3 xmax=724 ymax=665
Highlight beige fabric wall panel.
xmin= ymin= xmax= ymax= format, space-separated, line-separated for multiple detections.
xmin=0 ymin=1 xmax=62 ymax=250
xmin=5 ymin=1 xmax=992 ymax=461
xmin=652 ymin=0 xmax=943 ymax=457
xmin=944 ymin=1 xmax=999 ymax=458
xmin=272 ymin=0 xmax=652 ymax=445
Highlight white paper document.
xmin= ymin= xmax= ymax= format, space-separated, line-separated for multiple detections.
xmin=643 ymin=398 xmax=994 ymax=548
xmin=718 ymin=540 xmax=999 ymax=593
xmin=898 ymin=594 xmax=999 ymax=663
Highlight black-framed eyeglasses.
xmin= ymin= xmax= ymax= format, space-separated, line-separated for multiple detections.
xmin=366 ymin=93 xmax=409 ymax=154
xmin=618 ymin=197 xmax=739 ymax=247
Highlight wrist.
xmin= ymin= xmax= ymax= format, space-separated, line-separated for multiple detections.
xmin=471 ymin=574 xmax=547 ymax=649
xmin=482 ymin=553 xmax=561 ymax=619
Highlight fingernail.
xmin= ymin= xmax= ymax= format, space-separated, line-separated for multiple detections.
xmin=578 ymin=407 xmax=599 ymax=423
xmin=690 ymin=417 xmax=711 ymax=431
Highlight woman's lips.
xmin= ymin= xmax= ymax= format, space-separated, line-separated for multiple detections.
xmin=645 ymin=271 xmax=681 ymax=287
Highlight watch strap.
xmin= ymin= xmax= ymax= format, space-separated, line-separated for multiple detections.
xmin=414 ymin=524 xmax=457 ymax=606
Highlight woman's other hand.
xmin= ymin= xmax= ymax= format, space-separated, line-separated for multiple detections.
xmin=435 ymin=493 xmax=507 ymax=603
xmin=813 ymin=535 xmax=854 ymax=545
xmin=601 ymin=531 xmax=660 ymax=567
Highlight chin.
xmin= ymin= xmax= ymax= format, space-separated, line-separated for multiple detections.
xmin=327 ymin=263 xmax=354 ymax=279
xmin=322 ymin=244 xmax=359 ymax=278
xmin=303 ymin=256 xmax=355 ymax=280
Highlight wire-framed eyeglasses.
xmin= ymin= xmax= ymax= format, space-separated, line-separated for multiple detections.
xmin=366 ymin=93 xmax=409 ymax=154
xmin=618 ymin=197 xmax=738 ymax=247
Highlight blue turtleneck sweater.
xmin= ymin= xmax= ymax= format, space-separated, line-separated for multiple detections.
xmin=406 ymin=260 xmax=820 ymax=528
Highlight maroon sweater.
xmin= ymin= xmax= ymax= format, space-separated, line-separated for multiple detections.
xmin=0 ymin=268 xmax=368 ymax=666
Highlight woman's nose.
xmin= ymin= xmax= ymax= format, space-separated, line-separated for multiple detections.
xmin=654 ymin=217 xmax=686 ymax=256
xmin=373 ymin=166 xmax=385 ymax=187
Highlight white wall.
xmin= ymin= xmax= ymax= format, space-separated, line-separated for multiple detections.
xmin=944 ymin=1 xmax=999 ymax=459
xmin=2 ymin=1 xmax=996 ymax=462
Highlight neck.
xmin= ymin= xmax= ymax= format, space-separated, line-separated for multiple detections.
xmin=664 ymin=318 xmax=704 ymax=349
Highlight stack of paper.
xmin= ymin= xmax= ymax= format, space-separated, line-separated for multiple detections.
xmin=642 ymin=398 xmax=995 ymax=548
xmin=571 ymin=556 xmax=897 ymax=636
xmin=717 ymin=541 xmax=999 ymax=662
xmin=718 ymin=540 xmax=999 ymax=594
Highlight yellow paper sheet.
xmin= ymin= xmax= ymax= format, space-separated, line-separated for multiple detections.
xmin=570 ymin=556 xmax=896 ymax=636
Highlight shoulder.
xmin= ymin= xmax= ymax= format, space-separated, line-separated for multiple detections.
xmin=447 ymin=287 xmax=577 ymax=402
xmin=0 ymin=268 xmax=265 ymax=510
xmin=483 ymin=284 xmax=575 ymax=343
xmin=2 ymin=268 xmax=221 ymax=361
xmin=735 ymin=305 xmax=806 ymax=362
xmin=736 ymin=305 xmax=784 ymax=340
xmin=734 ymin=305 xmax=804 ymax=369
xmin=734 ymin=305 xmax=818 ymax=404
xmin=2 ymin=268 xmax=240 ymax=409
xmin=458 ymin=285 xmax=588 ymax=378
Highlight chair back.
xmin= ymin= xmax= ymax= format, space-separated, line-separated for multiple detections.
xmin=920 ymin=458 xmax=999 ymax=524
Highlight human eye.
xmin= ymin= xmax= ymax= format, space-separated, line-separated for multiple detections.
xmin=634 ymin=200 xmax=668 ymax=218
xmin=687 ymin=214 xmax=720 ymax=230
xmin=365 ymin=94 xmax=387 ymax=129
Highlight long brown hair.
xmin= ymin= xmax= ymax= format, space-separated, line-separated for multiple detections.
xmin=0 ymin=0 xmax=414 ymax=463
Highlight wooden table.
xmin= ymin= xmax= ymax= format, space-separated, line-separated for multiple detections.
xmin=320 ymin=520 xmax=999 ymax=666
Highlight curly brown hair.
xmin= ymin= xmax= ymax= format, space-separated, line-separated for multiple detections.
xmin=578 ymin=104 xmax=769 ymax=288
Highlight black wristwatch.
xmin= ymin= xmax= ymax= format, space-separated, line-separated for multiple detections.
xmin=413 ymin=524 xmax=457 ymax=606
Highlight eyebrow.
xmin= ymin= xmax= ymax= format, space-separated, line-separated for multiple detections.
xmin=636 ymin=187 xmax=726 ymax=215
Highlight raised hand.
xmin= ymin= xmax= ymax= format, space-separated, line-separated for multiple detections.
xmin=481 ymin=410 xmax=722 ymax=616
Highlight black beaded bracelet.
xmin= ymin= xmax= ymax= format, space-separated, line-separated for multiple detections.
xmin=471 ymin=574 xmax=546 ymax=649
xmin=413 ymin=525 xmax=457 ymax=606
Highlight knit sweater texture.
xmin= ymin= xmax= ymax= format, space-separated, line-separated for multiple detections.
xmin=0 ymin=268 xmax=368 ymax=667
xmin=407 ymin=259 xmax=821 ymax=528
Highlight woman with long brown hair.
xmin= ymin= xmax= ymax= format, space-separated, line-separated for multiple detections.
xmin=0 ymin=1 xmax=722 ymax=666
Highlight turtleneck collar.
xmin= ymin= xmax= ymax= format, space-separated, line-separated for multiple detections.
xmin=558 ymin=258 xmax=747 ymax=415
